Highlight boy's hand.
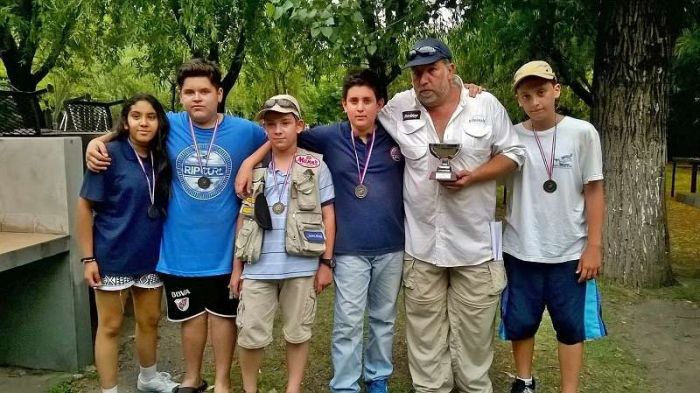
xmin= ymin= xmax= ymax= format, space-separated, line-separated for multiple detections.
xmin=464 ymin=83 xmax=485 ymax=98
xmin=235 ymin=159 xmax=256 ymax=198
xmin=83 ymin=261 xmax=101 ymax=287
xmin=229 ymin=261 xmax=244 ymax=298
xmin=577 ymin=244 xmax=602 ymax=283
xmin=86 ymin=139 xmax=111 ymax=172
xmin=314 ymin=264 xmax=333 ymax=294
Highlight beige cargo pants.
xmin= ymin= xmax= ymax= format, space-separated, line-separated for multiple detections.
xmin=402 ymin=254 xmax=507 ymax=393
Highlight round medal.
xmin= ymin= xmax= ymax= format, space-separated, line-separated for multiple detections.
xmin=272 ymin=202 xmax=285 ymax=214
xmin=354 ymin=184 xmax=368 ymax=199
xmin=543 ymin=179 xmax=557 ymax=193
xmin=147 ymin=205 xmax=160 ymax=219
xmin=198 ymin=176 xmax=211 ymax=189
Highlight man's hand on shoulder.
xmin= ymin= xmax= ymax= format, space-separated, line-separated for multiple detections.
xmin=464 ymin=83 xmax=485 ymax=98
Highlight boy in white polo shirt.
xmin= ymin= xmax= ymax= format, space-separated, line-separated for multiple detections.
xmin=229 ymin=94 xmax=335 ymax=393
xmin=500 ymin=61 xmax=607 ymax=393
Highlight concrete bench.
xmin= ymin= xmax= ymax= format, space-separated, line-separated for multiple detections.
xmin=0 ymin=137 xmax=92 ymax=372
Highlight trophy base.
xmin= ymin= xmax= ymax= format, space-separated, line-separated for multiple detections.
xmin=430 ymin=171 xmax=457 ymax=181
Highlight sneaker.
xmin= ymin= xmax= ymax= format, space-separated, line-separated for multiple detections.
xmin=367 ymin=379 xmax=388 ymax=393
xmin=510 ymin=378 xmax=536 ymax=393
xmin=137 ymin=371 xmax=179 ymax=393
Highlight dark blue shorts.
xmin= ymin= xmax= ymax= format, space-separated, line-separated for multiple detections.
xmin=499 ymin=253 xmax=607 ymax=345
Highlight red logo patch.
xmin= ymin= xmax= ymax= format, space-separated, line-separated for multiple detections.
xmin=295 ymin=154 xmax=320 ymax=168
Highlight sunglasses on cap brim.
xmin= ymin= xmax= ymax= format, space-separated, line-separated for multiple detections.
xmin=407 ymin=46 xmax=451 ymax=61
xmin=262 ymin=98 xmax=298 ymax=111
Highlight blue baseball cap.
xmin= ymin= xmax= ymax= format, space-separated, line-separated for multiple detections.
xmin=404 ymin=38 xmax=453 ymax=68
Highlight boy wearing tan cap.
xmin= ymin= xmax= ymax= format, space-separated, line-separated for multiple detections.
xmin=229 ymin=94 xmax=336 ymax=393
xmin=499 ymin=61 xmax=607 ymax=393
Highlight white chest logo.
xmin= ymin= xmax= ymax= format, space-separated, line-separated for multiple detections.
xmin=176 ymin=144 xmax=232 ymax=200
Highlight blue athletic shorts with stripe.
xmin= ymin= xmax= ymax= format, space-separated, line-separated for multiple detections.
xmin=499 ymin=253 xmax=607 ymax=345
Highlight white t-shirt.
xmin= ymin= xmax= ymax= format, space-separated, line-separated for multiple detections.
xmin=503 ymin=116 xmax=603 ymax=263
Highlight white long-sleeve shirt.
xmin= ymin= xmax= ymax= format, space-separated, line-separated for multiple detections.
xmin=379 ymin=83 xmax=525 ymax=267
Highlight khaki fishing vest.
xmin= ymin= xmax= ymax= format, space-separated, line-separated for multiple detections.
xmin=234 ymin=148 xmax=326 ymax=263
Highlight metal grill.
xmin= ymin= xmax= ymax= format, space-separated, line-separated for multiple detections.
xmin=63 ymin=99 xmax=123 ymax=132
xmin=0 ymin=90 xmax=46 ymax=136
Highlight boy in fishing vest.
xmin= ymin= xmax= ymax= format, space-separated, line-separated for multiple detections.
xmin=229 ymin=94 xmax=336 ymax=393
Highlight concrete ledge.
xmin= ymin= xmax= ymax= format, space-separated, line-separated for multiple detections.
xmin=0 ymin=232 xmax=69 ymax=273
xmin=675 ymin=193 xmax=700 ymax=208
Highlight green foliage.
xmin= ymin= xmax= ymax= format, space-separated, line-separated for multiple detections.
xmin=0 ymin=0 xmax=99 ymax=90
xmin=264 ymin=0 xmax=469 ymax=91
xmin=448 ymin=0 xmax=594 ymax=119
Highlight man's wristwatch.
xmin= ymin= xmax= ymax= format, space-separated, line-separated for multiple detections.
xmin=319 ymin=257 xmax=336 ymax=269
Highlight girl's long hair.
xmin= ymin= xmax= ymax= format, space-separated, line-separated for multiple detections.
xmin=114 ymin=94 xmax=171 ymax=216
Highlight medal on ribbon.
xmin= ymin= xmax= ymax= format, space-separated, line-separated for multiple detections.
xmin=188 ymin=115 xmax=220 ymax=190
xmin=350 ymin=126 xmax=376 ymax=199
xmin=270 ymin=151 xmax=295 ymax=214
xmin=127 ymin=139 xmax=158 ymax=219
xmin=531 ymin=118 xmax=558 ymax=193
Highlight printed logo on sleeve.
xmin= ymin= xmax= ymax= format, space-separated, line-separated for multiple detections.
xmin=402 ymin=110 xmax=421 ymax=121
xmin=176 ymin=144 xmax=232 ymax=200
xmin=390 ymin=146 xmax=402 ymax=162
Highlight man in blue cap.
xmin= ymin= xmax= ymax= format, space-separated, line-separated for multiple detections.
xmin=378 ymin=38 xmax=525 ymax=393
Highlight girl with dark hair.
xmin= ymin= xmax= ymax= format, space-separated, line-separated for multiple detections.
xmin=76 ymin=94 xmax=177 ymax=393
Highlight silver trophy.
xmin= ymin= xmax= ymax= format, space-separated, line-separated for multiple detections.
xmin=429 ymin=143 xmax=462 ymax=181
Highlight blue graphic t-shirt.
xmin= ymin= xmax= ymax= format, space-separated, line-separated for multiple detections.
xmin=156 ymin=112 xmax=267 ymax=276
xmin=80 ymin=137 xmax=163 ymax=275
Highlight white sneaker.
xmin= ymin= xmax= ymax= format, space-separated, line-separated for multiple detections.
xmin=137 ymin=371 xmax=179 ymax=393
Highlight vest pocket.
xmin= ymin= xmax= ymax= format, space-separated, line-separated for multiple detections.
xmin=286 ymin=211 xmax=326 ymax=257
xmin=292 ymin=169 xmax=318 ymax=211
xmin=235 ymin=217 xmax=263 ymax=263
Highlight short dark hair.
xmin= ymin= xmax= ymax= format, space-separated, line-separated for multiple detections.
xmin=342 ymin=69 xmax=386 ymax=102
xmin=176 ymin=58 xmax=222 ymax=89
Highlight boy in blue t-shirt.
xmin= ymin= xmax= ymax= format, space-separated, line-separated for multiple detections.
xmin=86 ymin=59 xmax=267 ymax=393
xmin=230 ymin=94 xmax=335 ymax=393
xmin=501 ymin=61 xmax=607 ymax=393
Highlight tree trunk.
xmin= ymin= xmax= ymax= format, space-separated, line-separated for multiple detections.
xmin=591 ymin=0 xmax=675 ymax=287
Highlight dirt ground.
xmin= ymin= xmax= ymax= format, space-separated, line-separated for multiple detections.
xmin=614 ymin=298 xmax=700 ymax=393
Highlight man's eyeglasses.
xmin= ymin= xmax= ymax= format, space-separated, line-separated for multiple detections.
xmin=263 ymin=98 xmax=298 ymax=111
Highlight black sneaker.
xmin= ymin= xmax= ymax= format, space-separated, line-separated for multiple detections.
xmin=510 ymin=378 xmax=536 ymax=393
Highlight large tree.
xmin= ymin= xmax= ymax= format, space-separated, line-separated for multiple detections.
xmin=592 ymin=0 xmax=687 ymax=287
xmin=0 ymin=0 xmax=89 ymax=91
xmin=453 ymin=0 xmax=696 ymax=287
xmin=104 ymin=0 xmax=263 ymax=111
